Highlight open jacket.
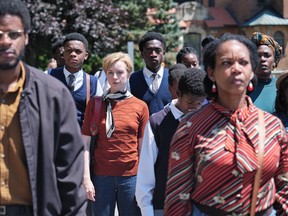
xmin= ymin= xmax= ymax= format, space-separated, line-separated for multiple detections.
xmin=19 ymin=63 xmax=86 ymax=215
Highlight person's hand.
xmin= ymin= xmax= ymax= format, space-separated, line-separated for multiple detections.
xmin=83 ymin=176 xmax=95 ymax=201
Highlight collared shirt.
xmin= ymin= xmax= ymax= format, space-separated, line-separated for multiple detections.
xmin=164 ymin=97 xmax=288 ymax=215
xmin=170 ymin=99 xmax=184 ymax=121
xmin=63 ymin=67 xmax=84 ymax=91
xmin=143 ymin=67 xmax=164 ymax=93
xmin=136 ymin=99 xmax=183 ymax=216
xmin=95 ymin=69 xmax=110 ymax=92
xmin=0 ymin=62 xmax=32 ymax=205
xmin=64 ymin=67 xmax=103 ymax=96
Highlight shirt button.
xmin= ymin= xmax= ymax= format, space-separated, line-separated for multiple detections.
xmin=1 ymin=181 xmax=5 ymax=186
xmin=0 ymin=153 xmax=4 ymax=158
xmin=1 ymin=125 xmax=4 ymax=130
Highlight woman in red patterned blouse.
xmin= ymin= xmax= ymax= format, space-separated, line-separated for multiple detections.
xmin=164 ymin=33 xmax=288 ymax=216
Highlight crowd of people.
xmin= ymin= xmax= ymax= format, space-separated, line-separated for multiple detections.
xmin=1 ymin=0 xmax=288 ymax=216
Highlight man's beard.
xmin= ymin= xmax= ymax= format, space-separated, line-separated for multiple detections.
xmin=0 ymin=48 xmax=24 ymax=70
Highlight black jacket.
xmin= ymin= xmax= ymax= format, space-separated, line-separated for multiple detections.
xmin=20 ymin=63 xmax=86 ymax=215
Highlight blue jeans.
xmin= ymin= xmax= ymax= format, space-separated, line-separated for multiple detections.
xmin=192 ymin=204 xmax=276 ymax=216
xmin=92 ymin=175 xmax=139 ymax=216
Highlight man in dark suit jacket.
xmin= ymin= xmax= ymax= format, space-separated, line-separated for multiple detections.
xmin=129 ymin=31 xmax=172 ymax=115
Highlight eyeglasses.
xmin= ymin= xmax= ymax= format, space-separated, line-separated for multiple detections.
xmin=0 ymin=30 xmax=24 ymax=40
xmin=143 ymin=48 xmax=164 ymax=54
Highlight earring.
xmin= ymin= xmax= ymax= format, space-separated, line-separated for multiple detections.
xmin=247 ymin=82 xmax=254 ymax=91
xmin=212 ymin=83 xmax=217 ymax=93
xmin=272 ymin=63 xmax=277 ymax=71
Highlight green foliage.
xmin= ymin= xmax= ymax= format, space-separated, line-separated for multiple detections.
xmin=83 ymin=54 xmax=103 ymax=74
xmin=22 ymin=0 xmax=181 ymax=71
xmin=147 ymin=0 xmax=181 ymax=53
xmin=114 ymin=0 xmax=181 ymax=69
xmin=23 ymin=0 xmax=129 ymax=70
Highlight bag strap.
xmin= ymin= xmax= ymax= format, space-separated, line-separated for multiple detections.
xmin=89 ymin=96 xmax=102 ymax=178
xmin=90 ymin=96 xmax=102 ymax=136
xmin=86 ymin=73 xmax=90 ymax=105
xmin=250 ymin=110 xmax=265 ymax=216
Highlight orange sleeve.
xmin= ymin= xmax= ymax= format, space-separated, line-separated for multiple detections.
xmin=138 ymin=103 xmax=149 ymax=139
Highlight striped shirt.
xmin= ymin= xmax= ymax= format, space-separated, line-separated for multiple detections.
xmin=164 ymin=97 xmax=288 ymax=216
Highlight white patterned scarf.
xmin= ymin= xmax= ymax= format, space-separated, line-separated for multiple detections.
xmin=102 ymin=89 xmax=132 ymax=138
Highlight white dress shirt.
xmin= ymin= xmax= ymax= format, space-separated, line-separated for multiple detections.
xmin=94 ymin=69 xmax=110 ymax=92
xmin=143 ymin=67 xmax=164 ymax=93
xmin=64 ymin=67 xmax=103 ymax=96
xmin=136 ymin=99 xmax=183 ymax=216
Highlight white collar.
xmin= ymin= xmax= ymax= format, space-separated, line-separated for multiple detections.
xmin=143 ymin=66 xmax=164 ymax=78
xmin=169 ymin=99 xmax=184 ymax=121
xmin=63 ymin=67 xmax=83 ymax=79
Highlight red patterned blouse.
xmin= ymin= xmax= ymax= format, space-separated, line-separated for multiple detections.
xmin=164 ymin=97 xmax=288 ymax=216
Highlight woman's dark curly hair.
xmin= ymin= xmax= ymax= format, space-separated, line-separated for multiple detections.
xmin=203 ymin=33 xmax=258 ymax=99
xmin=176 ymin=47 xmax=199 ymax=63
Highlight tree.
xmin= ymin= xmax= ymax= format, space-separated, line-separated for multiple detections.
xmin=23 ymin=0 xmax=129 ymax=72
xmin=148 ymin=0 xmax=181 ymax=54
xmin=23 ymin=0 xmax=181 ymax=71
xmin=114 ymin=0 xmax=181 ymax=70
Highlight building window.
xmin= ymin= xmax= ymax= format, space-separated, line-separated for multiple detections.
xmin=274 ymin=31 xmax=285 ymax=55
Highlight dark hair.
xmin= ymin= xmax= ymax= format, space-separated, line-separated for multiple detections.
xmin=138 ymin=31 xmax=166 ymax=52
xmin=201 ymin=35 xmax=215 ymax=48
xmin=178 ymin=68 xmax=206 ymax=96
xmin=176 ymin=47 xmax=199 ymax=63
xmin=63 ymin=32 xmax=89 ymax=50
xmin=168 ymin=63 xmax=187 ymax=86
xmin=0 ymin=0 xmax=31 ymax=32
xmin=51 ymin=38 xmax=64 ymax=55
xmin=203 ymin=33 xmax=258 ymax=99
xmin=250 ymin=32 xmax=283 ymax=68
xmin=275 ymin=76 xmax=288 ymax=114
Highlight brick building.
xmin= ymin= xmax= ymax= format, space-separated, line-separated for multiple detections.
xmin=175 ymin=0 xmax=288 ymax=71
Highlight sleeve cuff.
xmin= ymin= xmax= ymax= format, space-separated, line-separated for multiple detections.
xmin=140 ymin=205 xmax=154 ymax=216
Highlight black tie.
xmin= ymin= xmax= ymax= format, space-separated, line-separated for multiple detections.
xmin=67 ymin=74 xmax=75 ymax=91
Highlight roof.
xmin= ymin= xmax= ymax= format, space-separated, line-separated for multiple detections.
xmin=242 ymin=9 xmax=288 ymax=26
xmin=205 ymin=7 xmax=237 ymax=28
